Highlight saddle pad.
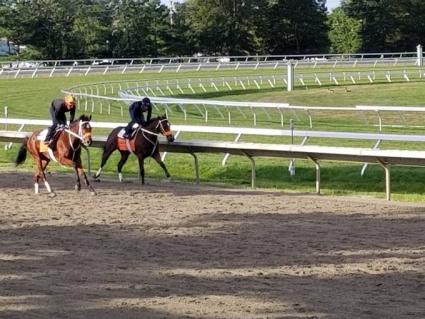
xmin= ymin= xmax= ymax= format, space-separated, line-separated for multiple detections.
xmin=117 ymin=128 xmax=126 ymax=138
xmin=39 ymin=141 xmax=49 ymax=152
xmin=36 ymin=129 xmax=49 ymax=141
xmin=117 ymin=127 xmax=138 ymax=139
xmin=117 ymin=137 xmax=136 ymax=152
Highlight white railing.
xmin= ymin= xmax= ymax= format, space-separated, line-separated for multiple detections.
xmin=3 ymin=129 xmax=425 ymax=200
xmin=0 ymin=50 xmax=420 ymax=78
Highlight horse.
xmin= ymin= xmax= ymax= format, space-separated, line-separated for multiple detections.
xmin=93 ymin=115 xmax=174 ymax=184
xmin=15 ymin=114 xmax=96 ymax=196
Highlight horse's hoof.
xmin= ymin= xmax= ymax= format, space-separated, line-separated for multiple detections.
xmin=75 ymin=185 xmax=81 ymax=191
xmin=162 ymin=178 xmax=171 ymax=183
xmin=90 ymin=191 xmax=97 ymax=196
xmin=49 ymin=192 xmax=56 ymax=198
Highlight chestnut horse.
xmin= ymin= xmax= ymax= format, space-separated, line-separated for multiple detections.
xmin=93 ymin=115 xmax=174 ymax=184
xmin=15 ymin=114 xmax=96 ymax=196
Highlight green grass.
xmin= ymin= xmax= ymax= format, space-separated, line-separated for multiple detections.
xmin=2 ymin=67 xmax=425 ymax=201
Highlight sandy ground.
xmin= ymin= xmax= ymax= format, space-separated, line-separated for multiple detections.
xmin=0 ymin=171 xmax=424 ymax=319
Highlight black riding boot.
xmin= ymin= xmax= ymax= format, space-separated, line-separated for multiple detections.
xmin=44 ymin=127 xmax=54 ymax=144
xmin=124 ymin=123 xmax=133 ymax=138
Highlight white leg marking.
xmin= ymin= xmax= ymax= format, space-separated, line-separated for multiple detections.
xmin=95 ymin=167 xmax=102 ymax=177
xmin=34 ymin=183 xmax=39 ymax=194
xmin=118 ymin=173 xmax=123 ymax=182
xmin=44 ymin=181 xmax=52 ymax=193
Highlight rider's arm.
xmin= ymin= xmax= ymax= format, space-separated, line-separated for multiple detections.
xmin=69 ymin=106 xmax=75 ymax=122
xmin=146 ymin=105 xmax=152 ymax=122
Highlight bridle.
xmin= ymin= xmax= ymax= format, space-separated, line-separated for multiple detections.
xmin=65 ymin=120 xmax=92 ymax=150
xmin=139 ymin=118 xmax=172 ymax=143
xmin=136 ymin=118 xmax=172 ymax=155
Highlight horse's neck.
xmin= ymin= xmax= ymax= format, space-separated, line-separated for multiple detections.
xmin=141 ymin=121 xmax=159 ymax=135
xmin=136 ymin=122 xmax=159 ymax=144
xmin=62 ymin=126 xmax=81 ymax=145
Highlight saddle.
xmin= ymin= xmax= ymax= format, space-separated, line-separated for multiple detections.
xmin=117 ymin=127 xmax=139 ymax=152
xmin=37 ymin=126 xmax=65 ymax=152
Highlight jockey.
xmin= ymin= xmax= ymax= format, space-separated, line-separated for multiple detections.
xmin=44 ymin=95 xmax=76 ymax=145
xmin=123 ymin=97 xmax=152 ymax=138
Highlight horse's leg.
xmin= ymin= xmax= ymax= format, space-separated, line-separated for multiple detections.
xmin=33 ymin=158 xmax=54 ymax=196
xmin=33 ymin=168 xmax=41 ymax=194
xmin=40 ymin=159 xmax=55 ymax=196
xmin=152 ymin=152 xmax=171 ymax=180
xmin=75 ymin=163 xmax=96 ymax=195
xmin=136 ymin=154 xmax=145 ymax=184
xmin=73 ymin=162 xmax=82 ymax=191
xmin=94 ymin=139 xmax=117 ymax=179
xmin=117 ymin=151 xmax=130 ymax=182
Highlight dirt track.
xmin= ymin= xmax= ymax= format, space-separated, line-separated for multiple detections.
xmin=0 ymin=171 xmax=424 ymax=319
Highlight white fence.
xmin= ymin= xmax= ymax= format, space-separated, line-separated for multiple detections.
xmin=0 ymin=50 xmax=421 ymax=79
xmin=3 ymin=117 xmax=425 ymax=200
xmin=3 ymin=127 xmax=425 ymax=200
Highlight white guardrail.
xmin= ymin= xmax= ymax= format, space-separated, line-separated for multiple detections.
xmin=2 ymin=118 xmax=425 ymax=200
xmin=0 ymin=51 xmax=420 ymax=78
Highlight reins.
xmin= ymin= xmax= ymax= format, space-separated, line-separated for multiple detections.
xmin=134 ymin=119 xmax=171 ymax=156
xmin=64 ymin=120 xmax=91 ymax=156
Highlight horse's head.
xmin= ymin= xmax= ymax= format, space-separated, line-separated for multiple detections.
xmin=151 ymin=115 xmax=174 ymax=143
xmin=70 ymin=114 xmax=93 ymax=146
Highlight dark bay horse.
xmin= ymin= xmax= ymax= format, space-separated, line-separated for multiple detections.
xmin=94 ymin=115 xmax=174 ymax=184
xmin=15 ymin=114 xmax=96 ymax=196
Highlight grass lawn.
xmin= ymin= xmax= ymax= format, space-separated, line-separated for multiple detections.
xmin=2 ymin=67 xmax=425 ymax=201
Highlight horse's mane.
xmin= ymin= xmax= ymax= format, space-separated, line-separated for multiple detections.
xmin=71 ymin=114 xmax=92 ymax=125
xmin=145 ymin=115 xmax=166 ymax=126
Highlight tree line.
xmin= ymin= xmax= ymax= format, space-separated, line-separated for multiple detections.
xmin=0 ymin=0 xmax=424 ymax=60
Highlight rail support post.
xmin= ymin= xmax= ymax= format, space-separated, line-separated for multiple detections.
xmin=243 ymin=152 xmax=256 ymax=189
xmin=417 ymin=44 xmax=423 ymax=67
xmin=378 ymin=160 xmax=391 ymax=201
xmin=308 ymin=156 xmax=320 ymax=195
xmin=287 ymin=61 xmax=294 ymax=92
xmin=190 ymin=152 xmax=200 ymax=185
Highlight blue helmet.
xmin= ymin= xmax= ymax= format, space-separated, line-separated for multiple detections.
xmin=141 ymin=97 xmax=151 ymax=108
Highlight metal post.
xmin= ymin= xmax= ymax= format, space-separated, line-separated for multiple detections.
xmin=190 ymin=153 xmax=200 ymax=184
xmin=289 ymin=119 xmax=295 ymax=176
xmin=378 ymin=160 xmax=391 ymax=201
xmin=4 ymin=106 xmax=8 ymax=130
xmin=243 ymin=152 xmax=256 ymax=189
xmin=287 ymin=61 xmax=294 ymax=92
xmin=308 ymin=156 xmax=321 ymax=194
xmin=417 ymin=44 xmax=423 ymax=67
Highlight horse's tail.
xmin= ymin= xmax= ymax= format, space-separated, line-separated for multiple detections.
xmin=14 ymin=139 xmax=28 ymax=166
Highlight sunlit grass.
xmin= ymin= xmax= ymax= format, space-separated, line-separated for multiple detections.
xmin=2 ymin=67 xmax=425 ymax=201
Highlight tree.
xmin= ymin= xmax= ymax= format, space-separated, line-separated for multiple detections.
xmin=342 ymin=0 xmax=404 ymax=52
xmin=328 ymin=7 xmax=362 ymax=53
xmin=71 ymin=0 xmax=111 ymax=58
xmin=109 ymin=0 xmax=170 ymax=57
xmin=182 ymin=0 xmax=268 ymax=55
xmin=266 ymin=0 xmax=329 ymax=54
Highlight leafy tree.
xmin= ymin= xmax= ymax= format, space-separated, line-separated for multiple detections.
xmin=71 ymin=0 xmax=111 ymax=58
xmin=342 ymin=0 xmax=404 ymax=52
xmin=266 ymin=0 xmax=329 ymax=54
xmin=109 ymin=0 xmax=170 ymax=57
xmin=183 ymin=0 xmax=268 ymax=55
xmin=328 ymin=7 xmax=362 ymax=53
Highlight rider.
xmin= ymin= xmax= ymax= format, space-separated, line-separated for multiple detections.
xmin=123 ymin=97 xmax=152 ymax=138
xmin=44 ymin=94 xmax=76 ymax=145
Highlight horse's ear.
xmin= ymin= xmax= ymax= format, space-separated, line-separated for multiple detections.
xmin=89 ymin=114 xmax=92 ymax=121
